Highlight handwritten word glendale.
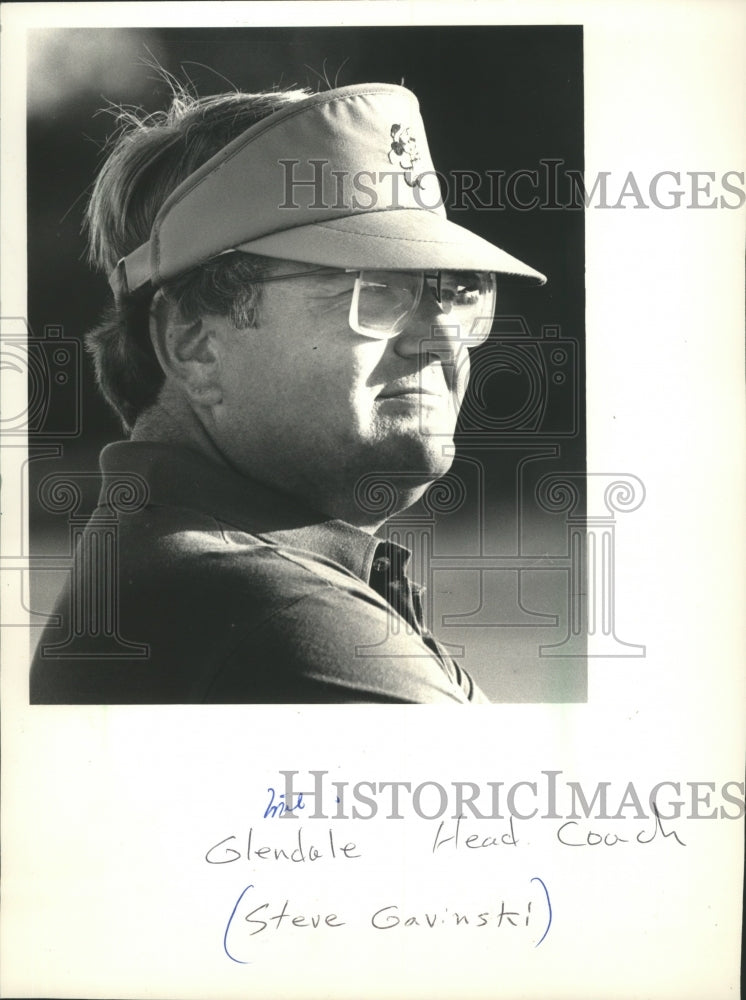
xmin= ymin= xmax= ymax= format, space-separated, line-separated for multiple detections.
xmin=205 ymin=826 xmax=360 ymax=865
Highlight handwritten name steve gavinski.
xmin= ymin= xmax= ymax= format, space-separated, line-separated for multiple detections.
xmin=222 ymin=878 xmax=552 ymax=963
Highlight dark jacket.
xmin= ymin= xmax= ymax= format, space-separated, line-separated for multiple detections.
xmin=30 ymin=442 xmax=487 ymax=704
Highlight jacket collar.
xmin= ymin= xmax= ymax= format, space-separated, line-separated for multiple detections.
xmin=98 ymin=441 xmax=403 ymax=583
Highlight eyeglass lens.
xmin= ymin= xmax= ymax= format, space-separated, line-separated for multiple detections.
xmin=353 ymin=270 xmax=496 ymax=341
xmin=356 ymin=271 xmax=423 ymax=335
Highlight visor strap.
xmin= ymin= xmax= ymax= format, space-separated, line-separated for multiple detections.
xmin=108 ymin=241 xmax=152 ymax=300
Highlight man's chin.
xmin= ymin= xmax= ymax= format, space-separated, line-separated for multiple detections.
xmin=366 ymin=433 xmax=456 ymax=483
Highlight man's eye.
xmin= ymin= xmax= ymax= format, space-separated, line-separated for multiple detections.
xmin=441 ymin=282 xmax=479 ymax=304
xmin=440 ymin=272 xmax=480 ymax=295
xmin=361 ymin=281 xmax=416 ymax=307
xmin=455 ymin=284 xmax=479 ymax=303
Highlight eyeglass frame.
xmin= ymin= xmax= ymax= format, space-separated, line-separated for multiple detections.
xmin=244 ymin=264 xmax=498 ymax=342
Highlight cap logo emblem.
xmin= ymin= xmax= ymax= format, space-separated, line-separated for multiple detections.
xmin=388 ymin=124 xmax=423 ymax=188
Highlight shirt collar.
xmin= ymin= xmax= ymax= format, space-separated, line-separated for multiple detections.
xmin=98 ymin=441 xmax=406 ymax=583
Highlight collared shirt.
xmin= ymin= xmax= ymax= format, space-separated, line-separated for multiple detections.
xmin=30 ymin=442 xmax=489 ymax=705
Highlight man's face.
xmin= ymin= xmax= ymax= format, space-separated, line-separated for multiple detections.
xmin=207 ymin=262 xmax=473 ymax=522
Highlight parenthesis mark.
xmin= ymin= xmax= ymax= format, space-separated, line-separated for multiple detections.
xmin=224 ymin=884 xmax=254 ymax=964
xmin=530 ymin=876 xmax=552 ymax=947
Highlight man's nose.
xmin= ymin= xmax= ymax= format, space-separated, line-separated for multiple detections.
xmin=393 ymin=284 xmax=465 ymax=360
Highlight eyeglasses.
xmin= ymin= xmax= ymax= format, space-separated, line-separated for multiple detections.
xmin=251 ymin=266 xmax=497 ymax=342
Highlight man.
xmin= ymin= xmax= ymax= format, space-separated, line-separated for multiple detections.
xmin=30 ymin=82 xmax=545 ymax=704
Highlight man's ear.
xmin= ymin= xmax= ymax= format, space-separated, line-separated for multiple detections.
xmin=149 ymin=292 xmax=223 ymax=408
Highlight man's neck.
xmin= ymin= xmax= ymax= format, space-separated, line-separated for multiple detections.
xmin=129 ymin=387 xmax=426 ymax=534
xmin=130 ymin=386 xmax=230 ymax=470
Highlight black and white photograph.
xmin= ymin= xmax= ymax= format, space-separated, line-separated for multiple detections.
xmin=1 ymin=3 xmax=743 ymax=999
xmin=24 ymin=23 xmax=586 ymax=706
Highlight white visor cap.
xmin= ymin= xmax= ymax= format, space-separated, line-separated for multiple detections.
xmin=110 ymin=83 xmax=547 ymax=297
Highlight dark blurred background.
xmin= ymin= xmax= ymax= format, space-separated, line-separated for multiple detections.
xmin=27 ymin=25 xmax=585 ymax=701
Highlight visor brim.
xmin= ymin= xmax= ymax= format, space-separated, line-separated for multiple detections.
xmin=234 ymin=209 xmax=547 ymax=283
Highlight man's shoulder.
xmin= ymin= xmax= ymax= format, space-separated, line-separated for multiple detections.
xmin=114 ymin=504 xmax=373 ymax=606
xmin=119 ymin=511 xmax=465 ymax=702
xmin=204 ymin=581 xmax=469 ymax=704
xmin=31 ymin=505 xmax=470 ymax=704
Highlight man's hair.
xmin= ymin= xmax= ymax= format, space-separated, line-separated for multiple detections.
xmin=85 ymin=87 xmax=310 ymax=430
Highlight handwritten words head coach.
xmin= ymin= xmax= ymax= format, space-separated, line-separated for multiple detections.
xmin=30 ymin=83 xmax=545 ymax=705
